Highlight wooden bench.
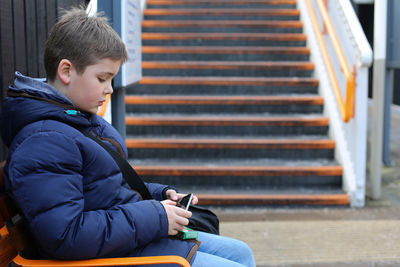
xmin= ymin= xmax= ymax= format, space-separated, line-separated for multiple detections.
xmin=0 ymin=160 xmax=190 ymax=267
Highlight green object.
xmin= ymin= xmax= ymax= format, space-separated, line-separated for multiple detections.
xmin=176 ymin=227 xmax=198 ymax=240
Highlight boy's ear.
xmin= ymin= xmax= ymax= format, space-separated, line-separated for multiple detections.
xmin=57 ymin=59 xmax=73 ymax=85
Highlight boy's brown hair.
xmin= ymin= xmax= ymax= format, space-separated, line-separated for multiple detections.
xmin=44 ymin=8 xmax=128 ymax=81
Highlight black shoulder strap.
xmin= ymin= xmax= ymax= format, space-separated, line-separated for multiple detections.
xmin=79 ymin=129 xmax=153 ymax=200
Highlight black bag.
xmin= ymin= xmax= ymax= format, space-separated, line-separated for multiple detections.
xmin=80 ymin=129 xmax=220 ymax=235
xmin=188 ymin=205 xmax=219 ymax=235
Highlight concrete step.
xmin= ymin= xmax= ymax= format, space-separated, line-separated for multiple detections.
xmin=131 ymin=0 xmax=347 ymax=207
xmin=141 ymin=61 xmax=314 ymax=77
xmin=133 ymin=76 xmax=318 ymax=95
xmin=142 ymin=46 xmax=310 ymax=61
xmin=144 ymin=8 xmax=300 ymax=21
xmin=142 ymin=20 xmax=303 ymax=33
xmin=132 ymin=161 xmax=342 ymax=189
xmin=195 ymin=193 xmax=349 ymax=206
xmin=146 ymin=0 xmax=297 ymax=9
xmin=125 ymin=95 xmax=323 ymax=114
xmin=126 ymin=137 xmax=335 ymax=159
xmin=132 ymin=157 xmax=338 ymax=166
xmin=125 ymin=114 xmax=329 ymax=135
xmin=142 ymin=32 xmax=306 ymax=46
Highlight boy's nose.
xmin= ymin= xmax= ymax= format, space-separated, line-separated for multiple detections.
xmin=105 ymin=83 xmax=113 ymax=94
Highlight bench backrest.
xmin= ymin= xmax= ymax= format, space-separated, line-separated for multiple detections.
xmin=0 ymin=161 xmax=31 ymax=266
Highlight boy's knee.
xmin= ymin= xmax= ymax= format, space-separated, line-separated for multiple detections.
xmin=234 ymin=238 xmax=252 ymax=252
xmin=236 ymin=241 xmax=255 ymax=266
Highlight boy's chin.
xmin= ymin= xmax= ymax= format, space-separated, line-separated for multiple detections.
xmin=83 ymin=108 xmax=98 ymax=114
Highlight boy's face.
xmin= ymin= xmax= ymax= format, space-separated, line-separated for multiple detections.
xmin=66 ymin=58 xmax=121 ymax=114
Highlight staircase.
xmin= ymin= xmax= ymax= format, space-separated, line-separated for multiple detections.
xmin=126 ymin=0 xmax=350 ymax=206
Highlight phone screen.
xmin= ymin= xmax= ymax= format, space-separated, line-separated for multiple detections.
xmin=178 ymin=193 xmax=193 ymax=211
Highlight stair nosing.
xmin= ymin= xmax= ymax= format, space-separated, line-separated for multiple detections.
xmin=142 ymin=32 xmax=307 ymax=40
xmin=134 ymin=165 xmax=342 ymax=176
xmin=142 ymin=46 xmax=310 ymax=54
xmin=125 ymin=115 xmax=330 ymax=126
xmin=144 ymin=8 xmax=300 ymax=15
xmin=141 ymin=61 xmax=314 ymax=70
xmin=126 ymin=138 xmax=335 ymax=149
xmin=146 ymin=0 xmax=298 ymax=5
xmin=142 ymin=20 xmax=303 ymax=28
xmin=195 ymin=193 xmax=349 ymax=206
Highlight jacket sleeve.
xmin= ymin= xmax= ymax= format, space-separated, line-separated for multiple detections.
xmin=7 ymin=131 xmax=169 ymax=260
xmin=145 ymin=182 xmax=178 ymax=200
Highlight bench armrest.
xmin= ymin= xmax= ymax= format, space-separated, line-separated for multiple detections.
xmin=13 ymin=254 xmax=190 ymax=267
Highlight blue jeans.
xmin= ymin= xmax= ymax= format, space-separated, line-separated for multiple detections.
xmin=191 ymin=232 xmax=256 ymax=267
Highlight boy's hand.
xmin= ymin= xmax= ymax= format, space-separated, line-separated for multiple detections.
xmin=161 ymin=200 xmax=192 ymax=235
xmin=165 ymin=189 xmax=199 ymax=206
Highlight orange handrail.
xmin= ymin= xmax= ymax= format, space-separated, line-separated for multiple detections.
xmin=305 ymin=0 xmax=356 ymax=122
xmin=97 ymin=94 xmax=111 ymax=117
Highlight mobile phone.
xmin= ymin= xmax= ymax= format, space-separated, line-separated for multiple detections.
xmin=178 ymin=193 xmax=193 ymax=211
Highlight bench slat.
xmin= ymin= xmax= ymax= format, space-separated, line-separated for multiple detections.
xmin=0 ymin=161 xmax=5 ymax=191
xmin=0 ymin=195 xmax=12 ymax=222
xmin=0 ymin=231 xmax=18 ymax=266
xmin=0 ymin=194 xmax=19 ymax=222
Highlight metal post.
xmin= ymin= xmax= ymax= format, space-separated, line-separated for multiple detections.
xmin=383 ymin=69 xmax=393 ymax=166
xmin=111 ymin=89 xmax=126 ymax=140
xmin=370 ymin=0 xmax=388 ymax=199
xmin=97 ymin=0 xmax=142 ymax=140
xmin=97 ymin=0 xmax=126 ymax=139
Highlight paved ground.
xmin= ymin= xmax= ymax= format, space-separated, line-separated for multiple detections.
xmin=215 ymin=104 xmax=400 ymax=266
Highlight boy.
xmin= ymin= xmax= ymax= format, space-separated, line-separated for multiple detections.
xmin=0 ymin=8 xmax=255 ymax=267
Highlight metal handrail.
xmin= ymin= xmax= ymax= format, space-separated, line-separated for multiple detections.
xmin=305 ymin=0 xmax=356 ymax=122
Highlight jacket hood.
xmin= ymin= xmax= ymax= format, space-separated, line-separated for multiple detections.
xmin=0 ymin=72 xmax=97 ymax=147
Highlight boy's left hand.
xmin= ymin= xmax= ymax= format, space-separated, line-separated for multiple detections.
xmin=166 ymin=190 xmax=198 ymax=206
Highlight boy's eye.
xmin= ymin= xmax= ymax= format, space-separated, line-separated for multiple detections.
xmin=98 ymin=77 xmax=106 ymax=83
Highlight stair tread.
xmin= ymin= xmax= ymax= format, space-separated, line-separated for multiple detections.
xmin=126 ymin=115 xmax=329 ymax=127
xmin=126 ymin=113 xmax=328 ymax=118
xmin=195 ymin=192 xmax=347 ymax=197
xmin=127 ymin=134 xmax=329 ymax=139
xmin=144 ymin=8 xmax=300 ymax=16
xmin=142 ymin=20 xmax=303 ymax=28
xmin=142 ymin=61 xmax=314 ymax=69
xmin=197 ymin=194 xmax=347 ymax=199
xmin=133 ymin=164 xmax=342 ymax=176
xmin=130 ymin=158 xmax=338 ymax=166
xmin=126 ymin=138 xmax=335 ymax=149
xmin=195 ymin=193 xmax=349 ymax=206
xmin=126 ymin=112 xmax=325 ymax=116
xmin=133 ymin=164 xmax=343 ymax=173
xmin=142 ymin=32 xmax=306 ymax=40
xmin=140 ymin=76 xmax=318 ymax=86
xmin=142 ymin=46 xmax=310 ymax=54
xmin=125 ymin=95 xmax=323 ymax=105
xmin=146 ymin=0 xmax=298 ymax=5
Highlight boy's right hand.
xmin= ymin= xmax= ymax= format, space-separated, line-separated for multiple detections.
xmin=161 ymin=200 xmax=192 ymax=235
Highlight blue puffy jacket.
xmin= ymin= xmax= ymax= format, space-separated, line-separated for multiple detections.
xmin=0 ymin=72 xmax=199 ymax=264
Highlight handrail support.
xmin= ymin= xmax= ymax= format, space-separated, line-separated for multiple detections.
xmin=306 ymin=0 xmax=356 ymax=123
